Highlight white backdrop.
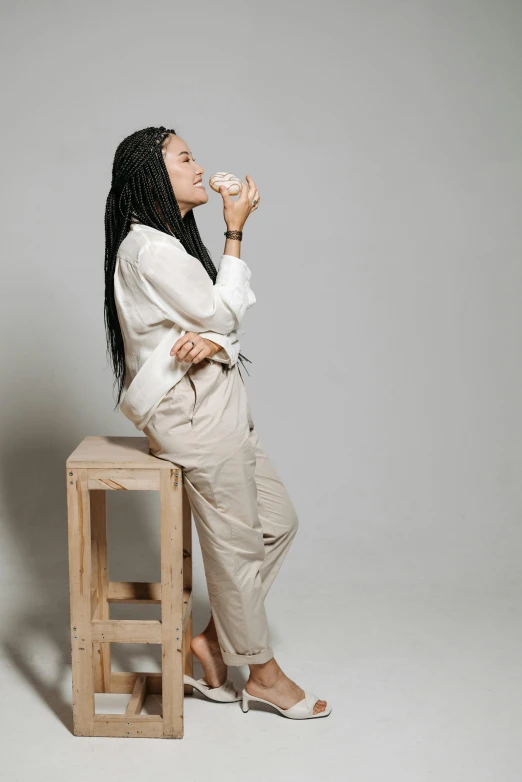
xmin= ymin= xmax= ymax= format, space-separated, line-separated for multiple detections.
xmin=1 ymin=1 xmax=521 ymax=779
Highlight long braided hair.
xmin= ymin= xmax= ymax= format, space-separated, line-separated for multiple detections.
xmin=104 ymin=125 xmax=251 ymax=411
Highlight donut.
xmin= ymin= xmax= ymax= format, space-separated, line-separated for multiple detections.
xmin=209 ymin=172 xmax=243 ymax=196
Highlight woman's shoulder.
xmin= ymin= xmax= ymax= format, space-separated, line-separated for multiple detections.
xmin=118 ymin=222 xmax=186 ymax=263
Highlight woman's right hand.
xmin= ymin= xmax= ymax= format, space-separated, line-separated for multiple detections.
xmin=220 ymin=175 xmax=260 ymax=231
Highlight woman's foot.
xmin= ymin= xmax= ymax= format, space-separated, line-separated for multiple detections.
xmin=190 ymin=616 xmax=228 ymax=689
xmin=246 ymin=658 xmax=327 ymax=715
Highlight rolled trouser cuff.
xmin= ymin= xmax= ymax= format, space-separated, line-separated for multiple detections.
xmin=221 ymin=646 xmax=274 ymax=666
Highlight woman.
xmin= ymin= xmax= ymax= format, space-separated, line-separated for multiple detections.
xmin=104 ymin=126 xmax=330 ymax=720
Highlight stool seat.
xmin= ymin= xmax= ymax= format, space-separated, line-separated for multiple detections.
xmin=67 ymin=435 xmax=173 ymax=469
xmin=66 ymin=435 xmax=194 ymax=739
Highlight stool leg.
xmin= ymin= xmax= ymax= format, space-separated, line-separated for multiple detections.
xmin=160 ymin=467 xmax=184 ymax=739
xmin=91 ymin=490 xmax=111 ymax=693
xmin=67 ymin=467 xmax=95 ymax=736
xmin=182 ymin=481 xmax=193 ymax=691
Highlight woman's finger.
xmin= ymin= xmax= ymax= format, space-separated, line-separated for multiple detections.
xmin=192 ymin=348 xmax=208 ymax=364
xmin=189 ymin=338 xmax=213 ymax=363
xmin=170 ymin=337 xmax=183 ymax=355
xmin=170 ymin=336 xmax=188 ymax=357
xmin=237 ymin=178 xmax=248 ymax=201
xmin=219 ymin=184 xmax=232 ymax=204
xmin=239 ymin=175 xmax=254 ymax=201
xmin=185 ymin=337 xmax=204 ymax=360
xmin=170 ymin=333 xmax=199 ymax=357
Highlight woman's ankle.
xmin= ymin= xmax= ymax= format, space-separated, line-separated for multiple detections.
xmin=201 ymin=616 xmax=219 ymax=644
xmin=248 ymin=658 xmax=284 ymax=688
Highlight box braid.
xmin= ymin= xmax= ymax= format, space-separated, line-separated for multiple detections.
xmin=104 ymin=125 xmax=251 ymax=410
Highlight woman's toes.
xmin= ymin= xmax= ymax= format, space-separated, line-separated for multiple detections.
xmin=313 ymin=699 xmax=327 ymax=714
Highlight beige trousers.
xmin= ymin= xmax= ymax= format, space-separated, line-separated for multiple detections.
xmin=143 ymin=358 xmax=299 ymax=666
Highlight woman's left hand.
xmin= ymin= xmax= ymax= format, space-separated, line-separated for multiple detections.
xmin=170 ymin=332 xmax=221 ymax=363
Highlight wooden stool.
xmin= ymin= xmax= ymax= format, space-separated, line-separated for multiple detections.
xmin=65 ymin=435 xmax=193 ymax=739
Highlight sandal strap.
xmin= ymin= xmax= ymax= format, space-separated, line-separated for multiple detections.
xmin=284 ymin=690 xmax=318 ymax=718
xmin=190 ymin=676 xmax=239 ymax=700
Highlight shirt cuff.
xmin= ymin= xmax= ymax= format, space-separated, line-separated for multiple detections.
xmin=217 ymin=254 xmax=252 ymax=287
xmin=199 ymin=331 xmax=240 ymax=366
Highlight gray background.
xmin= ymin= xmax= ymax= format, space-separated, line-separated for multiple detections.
xmin=1 ymin=0 xmax=521 ymax=779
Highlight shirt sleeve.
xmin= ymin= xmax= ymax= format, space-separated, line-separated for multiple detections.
xmin=137 ymin=238 xmax=256 ymax=334
xmin=198 ymin=329 xmax=241 ymax=365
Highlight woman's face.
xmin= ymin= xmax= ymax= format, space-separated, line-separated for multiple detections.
xmin=162 ymin=133 xmax=208 ymax=217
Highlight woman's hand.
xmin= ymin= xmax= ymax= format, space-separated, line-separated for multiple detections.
xmin=220 ymin=174 xmax=260 ymax=231
xmin=170 ymin=332 xmax=221 ymax=363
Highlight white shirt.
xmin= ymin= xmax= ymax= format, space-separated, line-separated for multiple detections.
xmin=114 ymin=222 xmax=256 ymax=430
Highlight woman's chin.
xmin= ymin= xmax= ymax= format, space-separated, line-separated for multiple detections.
xmin=192 ymin=191 xmax=209 ymax=207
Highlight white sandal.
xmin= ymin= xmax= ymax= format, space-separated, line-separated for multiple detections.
xmin=241 ymin=688 xmax=332 ymax=719
xmin=184 ymin=674 xmax=241 ymax=702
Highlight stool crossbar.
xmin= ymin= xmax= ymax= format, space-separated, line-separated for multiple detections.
xmin=66 ymin=435 xmax=193 ymax=739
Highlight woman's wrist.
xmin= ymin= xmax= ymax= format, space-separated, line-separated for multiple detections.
xmin=224 ymin=227 xmax=243 ymax=259
xmin=225 ymin=228 xmax=243 ymax=239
